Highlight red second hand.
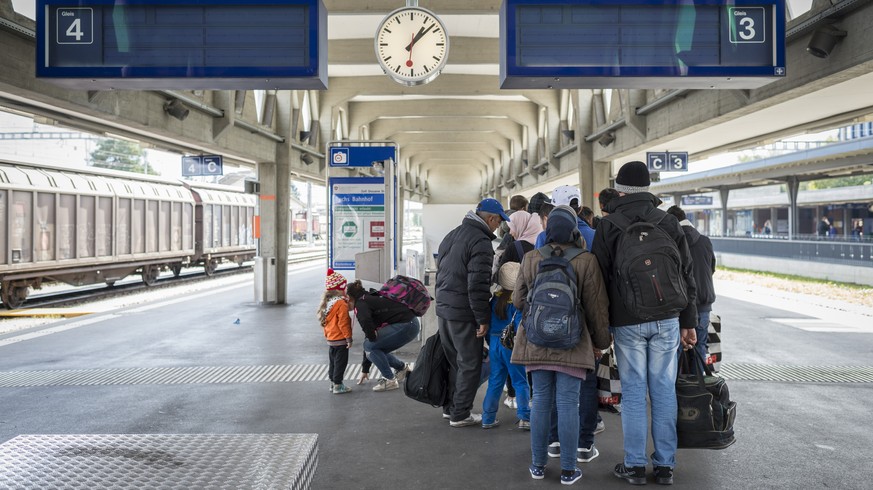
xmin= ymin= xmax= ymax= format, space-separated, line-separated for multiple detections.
xmin=406 ymin=33 xmax=414 ymax=67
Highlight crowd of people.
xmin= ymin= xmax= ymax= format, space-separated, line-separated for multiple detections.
xmin=315 ymin=160 xmax=717 ymax=486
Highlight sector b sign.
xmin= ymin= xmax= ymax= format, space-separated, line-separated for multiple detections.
xmin=646 ymin=152 xmax=688 ymax=172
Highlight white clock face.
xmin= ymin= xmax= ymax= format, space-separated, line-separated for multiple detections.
xmin=375 ymin=7 xmax=449 ymax=86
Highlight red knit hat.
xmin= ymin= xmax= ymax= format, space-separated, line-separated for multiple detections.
xmin=325 ymin=268 xmax=347 ymax=291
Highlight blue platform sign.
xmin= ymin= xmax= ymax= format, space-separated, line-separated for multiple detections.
xmin=36 ymin=0 xmax=328 ymax=90
xmin=647 ymin=152 xmax=688 ymax=172
xmin=500 ymin=0 xmax=786 ymax=89
xmin=182 ymin=155 xmax=223 ymax=176
xmin=329 ymin=146 xmax=397 ymax=168
xmin=202 ymin=155 xmax=224 ymax=175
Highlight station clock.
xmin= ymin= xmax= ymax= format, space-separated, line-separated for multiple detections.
xmin=375 ymin=6 xmax=449 ymax=86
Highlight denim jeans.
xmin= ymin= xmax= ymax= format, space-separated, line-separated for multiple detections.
xmin=547 ymin=361 xmax=599 ymax=448
xmin=694 ymin=311 xmax=711 ymax=371
xmin=611 ymin=318 xmax=680 ymax=468
xmin=482 ymin=335 xmax=530 ymax=425
xmin=530 ymin=370 xmax=581 ymax=471
xmin=363 ymin=319 xmax=420 ymax=380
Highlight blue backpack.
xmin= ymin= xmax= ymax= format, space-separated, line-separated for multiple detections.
xmin=523 ymin=245 xmax=586 ymax=350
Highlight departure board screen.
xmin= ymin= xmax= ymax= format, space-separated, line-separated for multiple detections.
xmin=37 ymin=0 xmax=327 ymax=89
xmin=500 ymin=0 xmax=786 ymax=89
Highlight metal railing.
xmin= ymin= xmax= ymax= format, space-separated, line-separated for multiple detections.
xmin=711 ymin=237 xmax=873 ymax=268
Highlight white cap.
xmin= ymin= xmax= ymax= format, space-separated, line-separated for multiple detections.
xmin=552 ymin=185 xmax=581 ymax=206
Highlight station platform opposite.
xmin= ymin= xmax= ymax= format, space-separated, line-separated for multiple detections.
xmin=1 ymin=261 xmax=872 ymax=489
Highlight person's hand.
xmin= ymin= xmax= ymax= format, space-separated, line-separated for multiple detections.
xmin=346 ymin=340 xmax=353 ymax=349
xmin=593 ymin=348 xmax=602 ymax=360
xmin=681 ymin=329 xmax=697 ymax=350
xmin=357 ymin=372 xmax=369 ymax=385
xmin=476 ymin=324 xmax=488 ymax=338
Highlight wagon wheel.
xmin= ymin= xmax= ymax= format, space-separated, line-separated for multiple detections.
xmin=141 ymin=265 xmax=160 ymax=286
xmin=204 ymin=258 xmax=218 ymax=276
xmin=171 ymin=264 xmax=183 ymax=277
xmin=1 ymin=283 xmax=28 ymax=310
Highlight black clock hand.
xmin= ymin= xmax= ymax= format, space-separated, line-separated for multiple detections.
xmin=405 ymin=23 xmax=435 ymax=52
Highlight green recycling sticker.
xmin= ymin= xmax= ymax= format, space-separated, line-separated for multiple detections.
xmin=342 ymin=221 xmax=358 ymax=237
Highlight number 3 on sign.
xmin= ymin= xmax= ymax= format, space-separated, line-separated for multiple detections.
xmin=57 ymin=8 xmax=93 ymax=45
xmin=728 ymin=7 xmax=765 ymax=44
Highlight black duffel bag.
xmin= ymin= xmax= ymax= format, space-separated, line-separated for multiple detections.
xmin=676 ymin=348 xmax=737 ymax=449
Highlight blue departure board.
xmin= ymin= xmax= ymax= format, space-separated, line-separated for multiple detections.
xmin=500 ymin=0 xmax=786 ymax=89
xmin=36 ymin=0 xmax=327 ymax=89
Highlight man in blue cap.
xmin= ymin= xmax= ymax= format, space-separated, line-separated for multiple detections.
xmin=435 ymin=198 xmax=509 ymax=427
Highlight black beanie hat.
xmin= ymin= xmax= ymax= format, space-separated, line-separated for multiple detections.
xmin=615 ymin=161 xmax=651 ymax=194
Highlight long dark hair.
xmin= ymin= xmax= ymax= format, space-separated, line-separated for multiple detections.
xmin=494 ymin=289 xmax=513 ymax=320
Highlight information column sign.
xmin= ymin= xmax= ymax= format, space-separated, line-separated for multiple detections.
xmin=329 ymin=177 xmax=389 ymax=270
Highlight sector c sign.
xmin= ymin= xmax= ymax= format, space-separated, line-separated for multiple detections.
xmin=647 ymin=152 xmax=688 ymax=172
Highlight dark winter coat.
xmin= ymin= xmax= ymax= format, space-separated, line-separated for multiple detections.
xmin=435 ymin=211 xmax=496 ymax=325
xmin=354 ymin=293 xmax=416 ymax=341
xmin=680 ymin=221 xmax=716 ymax=313
xmin=591 ymin=192 xmax=698 ymax=329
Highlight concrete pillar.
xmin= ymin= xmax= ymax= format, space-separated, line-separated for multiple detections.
xmin=719 ymin=187 xmax=730 ymax=236
xmin=276 ymin=156 xmax=290 ymax=303
xmin=258 ymin=161 xmax=278 ymax=301
xmin=786 ymin=176 xmax=799 ymax=240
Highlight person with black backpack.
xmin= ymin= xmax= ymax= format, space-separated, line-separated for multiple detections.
xmin=511 ymin=205 xmax=610 ymax=486
xmin=591 ymin=161 xmax=698 ymax=486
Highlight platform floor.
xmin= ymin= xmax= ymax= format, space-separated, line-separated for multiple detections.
xmin=1 ymin=261 xmax=872 ymax=489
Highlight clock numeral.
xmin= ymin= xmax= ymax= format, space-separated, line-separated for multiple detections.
xmin=383 ymin=56 xmax=392 ymax=62
xmin=436 ymin=43 xmax=445 ymax=46
xmin=395 ymin=65 xmax=401 ymax=74
xmin=432 ymin=56 xmax=440 ymax=62
xmin=409 ymin=68 xmax=414 ymax=77
xmin=379 ymin=43 xmax=388 ymax=46
xmin=384 ymin=28 xmax=392 ymax=34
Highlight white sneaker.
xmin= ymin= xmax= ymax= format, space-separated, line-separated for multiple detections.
xmin=503 ymin=396 xmax=517 ymax=409
xmin=372 ymin=378 xmax=399 ymax=392
xmin=394 ymin=363 xmax=411 ymax=383
xmin=449 ymin=413 xmax=482 ymax=427
xmin=594 ymin=420 xmax=606 ymax=434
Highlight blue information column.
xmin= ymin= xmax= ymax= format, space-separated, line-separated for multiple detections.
xmin=326 ymin=143 xmax=398 ymax=274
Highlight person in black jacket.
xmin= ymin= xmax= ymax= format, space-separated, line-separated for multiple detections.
xmin=591 ymin=161 xmax=697 ymax=486
xmin=667 ymin=205 xmax=716 ymax=370
xmin=347 ymin=280 xmax=420 ymax=392
xmin=435 ymin=198 xmax=509 ymax=427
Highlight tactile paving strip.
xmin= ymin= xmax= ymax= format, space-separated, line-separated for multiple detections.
xmin=719 ymin=364 xmax=873 ymax=383
xmin=0 ymin=433 xmax=317 ymax=489
xmin=0 ymin=363 xmax=369 ymax=388
xmin=2 ymin=363 xmax=868 ymax=387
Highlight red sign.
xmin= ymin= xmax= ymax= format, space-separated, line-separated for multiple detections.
xmin=368 ymin=241 xmax=385 ymax=248
xmin=370 ymin=221 xmax=385 ymax=237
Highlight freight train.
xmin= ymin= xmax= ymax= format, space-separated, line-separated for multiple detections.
xmin=0 ymin=159 xmax=256 ymax=309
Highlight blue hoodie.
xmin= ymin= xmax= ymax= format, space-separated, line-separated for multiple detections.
xmin=535 ymin=216 xmax=595 ymax=251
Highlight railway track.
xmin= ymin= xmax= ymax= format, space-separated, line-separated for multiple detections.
xmin=1 ymin=251 xmax=326 ymax=311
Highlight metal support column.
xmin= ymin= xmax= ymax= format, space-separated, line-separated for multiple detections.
xmin=786 ymin=176 xmax=799 ymax=240
xmin=719 ymin=187 xmax=730 ymax=237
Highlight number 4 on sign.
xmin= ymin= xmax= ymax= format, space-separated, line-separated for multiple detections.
xmin=66 ymin=19 xmax=83 ymax=41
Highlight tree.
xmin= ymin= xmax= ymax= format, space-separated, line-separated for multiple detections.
xmin=89 ymin=139 xmax=159 ymax=175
